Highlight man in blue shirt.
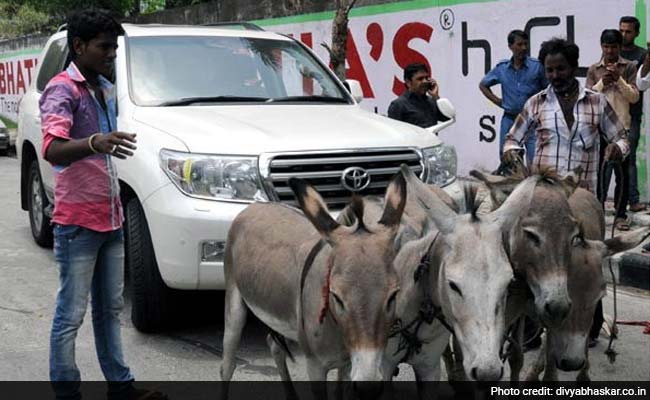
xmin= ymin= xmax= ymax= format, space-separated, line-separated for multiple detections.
xmin=479 ymin=30 xmax=548 ymax=164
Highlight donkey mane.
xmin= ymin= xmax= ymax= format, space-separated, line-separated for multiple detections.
xmin=462 ymin=182 xmax=484 ymax=222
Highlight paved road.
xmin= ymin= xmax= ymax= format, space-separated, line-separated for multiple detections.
xmin=0 ymin=155 xmax=648 ymax=383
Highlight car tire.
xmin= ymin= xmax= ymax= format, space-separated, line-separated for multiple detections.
xmin=27 ymin=160 xmax=53 ymax=247
xmin=125 ymin=197 xmax=175 ymax=333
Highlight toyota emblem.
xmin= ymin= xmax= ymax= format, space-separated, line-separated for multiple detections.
xmin=341 ymin=166 xmax=371 ymax=192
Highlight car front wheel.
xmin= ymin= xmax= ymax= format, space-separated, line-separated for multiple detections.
xmin=27 ymin=160 xmax=53 ymax=247
xmin=125 ymin=197 xmax=175 ymax=333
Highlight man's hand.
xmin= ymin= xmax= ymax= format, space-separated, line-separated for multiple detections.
xmin=92 ymin=132 xmax=137 ymax=159
xmin=604 ymin=143 xmax=623 ymax=162
xmin=428 ymin=78 xmax=440 ymax=99
xmin=502 ymin=149 xmax=523 ymax=165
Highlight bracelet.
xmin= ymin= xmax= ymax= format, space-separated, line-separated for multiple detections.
xmin=88 ymin=133 xmax=100 ymax=154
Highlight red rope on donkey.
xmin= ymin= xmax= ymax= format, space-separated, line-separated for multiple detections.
xmin=318 ymin=255 xmax=335 ymax=324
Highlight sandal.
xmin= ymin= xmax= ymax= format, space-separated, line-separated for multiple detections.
xmin=614 ymin=217 xmax=631 ymax=231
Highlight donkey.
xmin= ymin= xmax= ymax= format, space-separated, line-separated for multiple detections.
xmin=220 ymin=175 xmax=407 ymax=399
xmin=471 ymin=168 xmax=649 ymax=381
xmin=361 ymin=165 xmax=541 ymax=387
xmin=471 ymin=168 xmax=579 ymax=329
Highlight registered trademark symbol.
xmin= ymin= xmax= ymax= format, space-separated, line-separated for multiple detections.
xmin=440 ymin=9 xmax=455 ymax=30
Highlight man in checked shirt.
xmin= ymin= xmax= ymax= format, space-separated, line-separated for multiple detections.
xmin=503 ymin=37 xmax=629 ymax=193
xmin=502 ymin=38 xmax=629 ymax=348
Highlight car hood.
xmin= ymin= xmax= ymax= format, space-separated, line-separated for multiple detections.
xmin=133 ymin=104 xmax=441 ymax=154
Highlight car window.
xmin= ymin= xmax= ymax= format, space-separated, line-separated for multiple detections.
xmin=37 ymin=38 xmax=69 ymax=92
xmin=127 ymin=36 xmax=350 ymax=106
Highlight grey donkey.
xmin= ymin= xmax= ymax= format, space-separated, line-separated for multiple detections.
xmin=221 ymin=174 xmax=408 ymax=399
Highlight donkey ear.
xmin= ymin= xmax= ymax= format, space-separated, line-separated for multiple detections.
xmin=470 ymin=169 xmax=516 ymax=209
xmin=558 ymin=166 xmax=582 ymax=197
xmin=289 ymin=178 xmax=340 ymax=237
xmin=378 ymin=172 xmax=407 ymax=228
xmin=604 ymin=227 xmax=650 ymax=256
xmin=400 ymin=164 xmax=456 ymax=234
xmin=491 ymin=176 xmax=538 ymax=232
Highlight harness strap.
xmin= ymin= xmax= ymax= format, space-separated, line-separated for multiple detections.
xmin=388 ymin=233 xmax=452 ymax=368
xmin=299 ymin=239 xmax=327 ymax=331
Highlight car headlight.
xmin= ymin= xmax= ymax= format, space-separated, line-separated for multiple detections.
xmin=422 ymin=145 xmax=457 ymax=187
xmin=159 ymin=149 xmax=268 ymax=202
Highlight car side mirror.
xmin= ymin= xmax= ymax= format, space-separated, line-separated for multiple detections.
xmin=426 ymin=98 xmax=457 ymax=135
xmin=345 ymin=79 xmax=364 ymax=103
xmin=436 ymin=98 xmax=456 ymax=119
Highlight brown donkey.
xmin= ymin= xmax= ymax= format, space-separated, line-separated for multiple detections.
xmin=221 ymin=175 xmax=407 ymax=399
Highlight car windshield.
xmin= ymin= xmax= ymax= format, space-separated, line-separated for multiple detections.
xmin=127 ymin=35 xmax=351 ymax=106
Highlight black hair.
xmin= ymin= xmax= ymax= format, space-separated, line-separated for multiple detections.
xmin=67 ymin=9 xmax=125 ymax=60
xmin=600 ymin=29 xmax=623 ymax=45
xmin=507 ymin=30 xmax=528 ymax=46
xmin=538 ymin=38 xmax=580 ymax=69
xmin=403 ymin=63 xmax=429 ymax=82
xmin=620 ymin=16 xmax=640 ymax=33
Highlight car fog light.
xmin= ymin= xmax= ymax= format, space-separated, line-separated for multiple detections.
xmin=201 ymin=240 xmax=226 ymax=262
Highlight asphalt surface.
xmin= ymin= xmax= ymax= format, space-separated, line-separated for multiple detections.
xmin=0 ymin=155 xmax=648 ymax=383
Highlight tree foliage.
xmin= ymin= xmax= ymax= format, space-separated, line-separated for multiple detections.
xmin=0 ymin=0 xmax=141 ymax=39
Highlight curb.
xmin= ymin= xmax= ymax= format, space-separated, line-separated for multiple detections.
xmin=604 ymin=211 xmax=650 ymax=291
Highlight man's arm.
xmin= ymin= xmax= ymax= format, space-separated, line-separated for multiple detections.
xmin=479 ymin=66 xmax=502 ymax=107
xmin=387 ymin=100 xmax=403 ymax=121
xmin=599 ymin=94 xmax=629 ymax=159
xmin=503 ymin=98 xmax=536 ymax=156
xmin=585 ymin=65 xmax=602 ymax=91
xmin=637 ymin=52 xmax=650 ymax=91
xmin=45 ymin=133 xmax=137 ymax=166
xmin=40 ymin=82 xmax=136 ymax=166
xmin=616 ymin=63 xmax=640 ymax=103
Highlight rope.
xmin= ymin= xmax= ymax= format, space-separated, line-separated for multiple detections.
xmin=600 ymin=158 xmax=624 ymax=364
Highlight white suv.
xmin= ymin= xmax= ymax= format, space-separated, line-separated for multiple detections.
xmin=17 ymin=24 xmax=462 ymax=332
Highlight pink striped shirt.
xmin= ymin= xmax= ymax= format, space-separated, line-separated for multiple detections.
xmin=40 ymin=62 xmax=122 ymax=232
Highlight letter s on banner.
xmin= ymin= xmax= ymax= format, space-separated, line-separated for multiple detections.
xmin=391 ymin=22 xmax=434 ymax=96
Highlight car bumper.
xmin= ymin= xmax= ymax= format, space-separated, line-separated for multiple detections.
xmin=144 ymin=178 xmax=465 ymax=291
xmin=142 ymin=183 xmax=249 ymax=290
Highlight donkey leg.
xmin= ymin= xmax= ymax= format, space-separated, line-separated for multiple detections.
xmin=508 ymin=317 xmax=525 ymax=383
xmin=542 ymin=337 xmax=558 ymax=382
xmin=524 ymin=333 xmax=546 ymax=381
xmin=306 ymin=358 xmax=328 ymax=400
xmin=335 ymin=365 xmax=355 ymax=400
xmin=220 ymin=285 xmax=248 ymax=382
xmin=267 ymin=334 xmax=299 ymax=400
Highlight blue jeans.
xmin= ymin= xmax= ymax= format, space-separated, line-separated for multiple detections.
xmin=50 ymin=225 xmax=133 ymax=399
xmin=500 ymin=113 xmax=536 ymax=165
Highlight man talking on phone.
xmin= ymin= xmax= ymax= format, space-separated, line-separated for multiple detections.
xmin=388 ymin=63 xmax=449 ymax=128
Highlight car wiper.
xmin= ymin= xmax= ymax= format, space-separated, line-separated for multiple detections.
xmin=158 ymin=96 xmax=270 ymax=106
xmin=267 ymin=95 xmax=349 ymax=104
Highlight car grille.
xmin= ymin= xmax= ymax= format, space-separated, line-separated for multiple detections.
xmin=265 ymin=149 xmax=422 ymax=209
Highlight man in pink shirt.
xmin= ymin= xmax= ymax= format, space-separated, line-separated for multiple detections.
xmin=41 ymin=9 xmax=164 ymax=400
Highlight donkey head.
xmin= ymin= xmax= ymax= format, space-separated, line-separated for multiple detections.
xmin=549 ymin=228 xmax=650 ymax=371
xmin=289 ymin=175 xmax=406 ymax=386
xmin=471 ymin=169 xmax=579 ymax=328
xmin=402 ymin=165 xmax=536 ymax=382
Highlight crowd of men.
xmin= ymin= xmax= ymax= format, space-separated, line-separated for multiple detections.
xmin=389 ymin=16 xmax=650 ymax=234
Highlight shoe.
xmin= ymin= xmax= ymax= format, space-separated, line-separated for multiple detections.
xmin=588 ymin=338 xmax=598 ymax=348
xmin=614 ymin=217 xmax=631 ymax=231
xmin=629 ymin=203 xmax=648 ymax=212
